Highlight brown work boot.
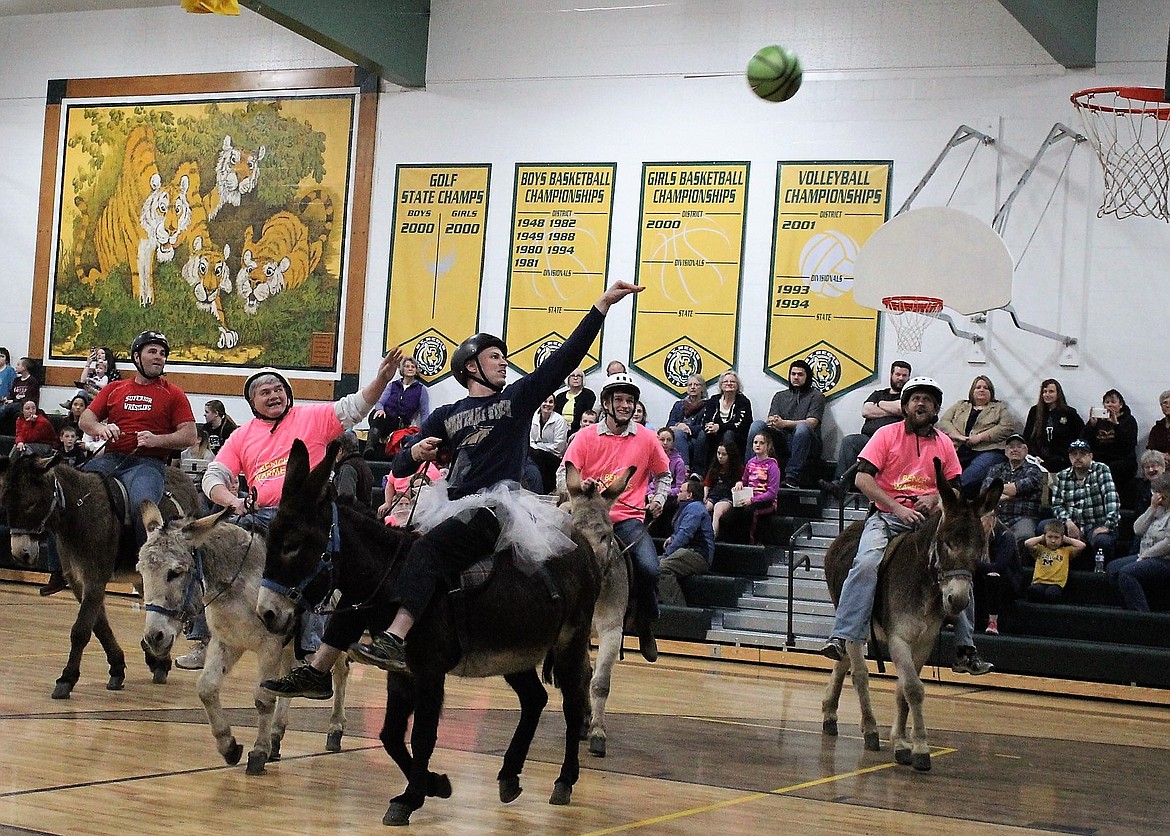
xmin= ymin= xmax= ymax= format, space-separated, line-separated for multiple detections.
xmin=636 ymin=619 xmax=658 ymax=663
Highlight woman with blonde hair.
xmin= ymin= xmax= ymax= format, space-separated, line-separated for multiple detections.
xmin=700 ymin=370 xmax=753 ymax=471
xmin=937 ymin=374 xmax=1018 ymax=497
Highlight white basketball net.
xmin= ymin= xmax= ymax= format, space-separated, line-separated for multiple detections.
xmin=1071 ymin=87 xmax=1170 ymax=221
xmin=882 ymin=296 xmax=943 ymax=353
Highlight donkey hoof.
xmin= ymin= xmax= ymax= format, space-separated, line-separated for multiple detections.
xmin=51 ymin=682 xmax=73 ymax=700
xmin=912 ymin=752 xmax=932 ymax=772
xmin=864 ymin=732 xmax=881 ymax=751
xmin=822 ymin=719 xmax=838 ymax=737
xmin=107 ymin=675 xmax=125 ymax=691
xmin=225 ymin=741 xmax=244 ymax=766
xmin=268 ymin=737 xmax=282 ymax=761
xmin=428 ymin=773 xmax=452 ymax=799
xmin=152 ymin=668 xmax=169 ymax=685
xmin=246 ymin=751 xmax=268 ymax=775
xmin=549 ymin=781 xmax=573 ymax=806
xmin=894 ymin=747 xmax=912 ymax=766
xmin=499 ymin=776 xmax=523 ymax=804
xmin=588 ymin=735 xmax=607 ymax=757
xmin=325 ymin=730 xmax=343 ymax=752
xmin=383 ymin=802 xmax=412 ymax=827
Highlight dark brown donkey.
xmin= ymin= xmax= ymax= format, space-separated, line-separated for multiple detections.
xmin=821 ymin=458 xmax=1001 ymax=771
xmin=0 ymin=453 xmax=198 ymax=698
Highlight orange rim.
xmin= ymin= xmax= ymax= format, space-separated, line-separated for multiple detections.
xmin=1071 ymin=86 xmax=1170 ymax=120
xmin=881 ymin=295 xmax=943 ymax=314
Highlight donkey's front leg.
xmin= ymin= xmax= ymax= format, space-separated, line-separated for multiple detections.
xmin=384 ymin=674 xmax=446 ymax=827
xmin=197 ymin=641 xmax=246 ymax=767
xmin=887 ymin=636 xmax=929 ymax=771
xmin=248 ymin=638 xmax=285 ymax=774
xmin=587 ymin=594 xmax=624 ymax=757
xmin=325 ymin=653 xmax=349 ymax=752
xmin=54 ymin=587 xmax=107 ymax=699
xmin=820 ymin=654 xmax=849 ymax=738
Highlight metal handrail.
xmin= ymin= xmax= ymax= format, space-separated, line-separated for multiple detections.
xmin=785 ymin=520 xmax=813 ymax=647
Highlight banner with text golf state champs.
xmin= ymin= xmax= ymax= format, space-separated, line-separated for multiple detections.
xmin=767 ymin=161 xmax=891 ymax=399
xmin=631 ymin=162 xmax=749 ymax=395
xmin=384 ymin=164 xmax=490 ymax=384
xmin=504 ymin=164 xmax=616 ymax=374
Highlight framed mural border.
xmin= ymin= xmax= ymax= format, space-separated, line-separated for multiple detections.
xmin=30 ymin=66 xmax=379 ymax=401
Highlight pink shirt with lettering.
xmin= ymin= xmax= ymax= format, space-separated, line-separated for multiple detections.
xmin=858 ymin=422 xmax=962 ymax=506
xmin=563 ymin=423 xmax=670 ymax=524
xmin=213 ymin=403 xmax=343 ymax=508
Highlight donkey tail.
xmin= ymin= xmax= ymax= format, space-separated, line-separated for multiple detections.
xmin=541 ymin=650 xmax=557 ymax=687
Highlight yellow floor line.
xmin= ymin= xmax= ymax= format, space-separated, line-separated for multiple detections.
xmin=580 ymin=747 xmax=957 ymax=835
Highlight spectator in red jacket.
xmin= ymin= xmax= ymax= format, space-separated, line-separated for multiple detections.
xmin=14 ymin=401 xmax=57 ymax=456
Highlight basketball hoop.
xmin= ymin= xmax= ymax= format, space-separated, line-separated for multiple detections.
xmin=882 ymin=296 xmax=943 ymax=353
xmin=1070 ymin=86 xmax=1170 ymax=220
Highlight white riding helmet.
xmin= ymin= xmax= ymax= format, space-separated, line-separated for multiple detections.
xmin=600 ymin=372 xmax=640 ymax=403
xmin=900 ymin=376 xmax=943 ymax=409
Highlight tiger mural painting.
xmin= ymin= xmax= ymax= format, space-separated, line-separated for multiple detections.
xmin=205 ymin=134 xmax=266 ymax=221
xmin=74 ymin=124 xmax=192 ymax=307
xmin=236 ymin=189 xmax=335 ymax=316
xmin=174 ymin=161 xmax=239 ymax=350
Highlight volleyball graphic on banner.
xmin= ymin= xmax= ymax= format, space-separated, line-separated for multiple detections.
xmin=799 ymin=230 xmax=858 ymax=298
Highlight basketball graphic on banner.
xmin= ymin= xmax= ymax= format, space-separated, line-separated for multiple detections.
xmin=800 ymin=230 xmax=858 ymax=298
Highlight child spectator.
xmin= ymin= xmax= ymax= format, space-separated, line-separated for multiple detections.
xmin=648 ymin=427 xmax=687 ymax=537
xmin=703 ymin=440 xmax=742 ymax=539
xmin=58 ymin=425 xmax=87 ymax=468
xmin=633 ymin=401 xmax=654 ymax=430
xmin=0 ymin=358 xmax=40 ymax=425
xmin=720 ymin=431 xmax=782 ymax=544
xmin=379 ymin=463 xmax=443 ymax=527
xmin=13 ymin=401 xmax=57 ymax=456
xmin=658 ymin=476 xmax=715 ymax=605
xmin=0 ymin=347 xmax=14 ymax=402
xmin=978 ymin=510 xmax=1023 ymax=635
xmin=182 ymin=427 xmax=217 ymax=463
xmin=1024 ymin=522 xmax=1085 ymax=602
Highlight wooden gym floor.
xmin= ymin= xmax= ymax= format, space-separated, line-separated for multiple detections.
xmin=1 ymin=581 xmax=1167 ymax=835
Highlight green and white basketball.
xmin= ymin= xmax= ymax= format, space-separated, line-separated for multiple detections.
xmin=746 ymin=44 xmax=803 ymax=103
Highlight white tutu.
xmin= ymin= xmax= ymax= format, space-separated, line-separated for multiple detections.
xmin=412 ymin=480 xmax=576 ymax=571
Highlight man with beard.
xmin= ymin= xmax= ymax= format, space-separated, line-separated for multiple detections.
xmin=749 ymin=359 xmax=825 ymax=489
xmin=820 ymin=377 xmax=993 ymax=675
xmin=823 ymin=360 xmax=912 ymax=494
xmin=561 ymin=372 xmax=672 ymax=661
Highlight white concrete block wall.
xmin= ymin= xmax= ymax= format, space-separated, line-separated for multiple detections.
xmin=0 ymin=0 xmax=1167 ymax=450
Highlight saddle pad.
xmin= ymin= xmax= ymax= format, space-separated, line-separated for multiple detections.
xmin=459 ymin=552 xmax=501 ymax=593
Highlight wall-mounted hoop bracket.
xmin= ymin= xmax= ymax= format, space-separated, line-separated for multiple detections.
xmin=896 ymin=125 xmax=996 ymax=215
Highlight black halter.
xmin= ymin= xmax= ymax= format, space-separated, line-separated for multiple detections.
xmin=259 ymin=502 xmax=342 ymax=612
xmin=8 ymin=476 xmax=66 ymax=537
xmin=144 ymin=549 xmax=206 ymax=621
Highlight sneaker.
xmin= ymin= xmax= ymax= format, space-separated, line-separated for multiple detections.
xmin=261 ymin=663 xmax=334 ymax=699
xmin=782 ymin=477 xmax=801 ymax=490
xmin=348 ymin=632 xmax=409 ymax=673
xmin=952 ymin=649 xmax=994 ymax=675
xmin=175 ymin=642 xmax=207 ymax=670
xmin=636 ymin=621 xmax=658 ymax=663
xmin=39 ymin=570 xmax=68 ymax=597
xmin=820 ymin=636 xmax=847 ymax=662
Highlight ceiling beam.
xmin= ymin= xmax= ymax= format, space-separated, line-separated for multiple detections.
xmin=997 ymin=0 xmax=1097 ymax=68
xmin=242 ymin=0 xmax=429 ymax=88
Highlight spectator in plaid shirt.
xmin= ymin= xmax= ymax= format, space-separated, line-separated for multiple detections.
xmin=1043 ymin=438 xmax=1120 ymax=568
xmin=982 ymin=433 xmax=1045 ymax=541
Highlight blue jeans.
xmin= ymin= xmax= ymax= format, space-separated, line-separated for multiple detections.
xmin=82 ymin=453 xmax=166 ymax=549
xmin=614 ymin=517 xmax=660 ymax=623
xmin=958 ymin=449 xmax=1006 ymax=496
xmin=833 ymin=433 xmax=869 ymax=486
xmin=673 ymin=428 xmax=705 ymax=473
xmin=748 ymin=419 xmax=821 ymax=482
xmin=831 ymin=510 xmax=976 ymax=646
xmin=1107 ymin=554 xmax=1170 ymax=611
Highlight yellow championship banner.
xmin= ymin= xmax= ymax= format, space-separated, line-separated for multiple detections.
xmin=385 ymin=164 xmax=491 ymax=383
xmin=504 ymin=163 xmax=616 ymax=374
xmin=632 ymin=162 xmax=749 ymax=394
xmin=767 ymin=161 xmax=892 ymax=398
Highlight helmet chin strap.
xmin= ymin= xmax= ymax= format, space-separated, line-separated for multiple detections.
xmin=467 ymin=358 xmax=504 ymax=393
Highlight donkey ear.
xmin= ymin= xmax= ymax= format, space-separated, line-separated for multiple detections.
xmin=302 ymin=439 xmax=340 ymax=502
xmin=140 ymin=500 xmax=164 ymax=534
xmin=978 ymin=478 xmax=1004 ymax=515
xmin=32 ymin=452 xmax=62 ymax=474
xmin=282 ymin=438 xmax=312 ymax=501
xmin=564 ymin=462 xmax=582 ymax=496
xmin=183 ymin=506 xmax=234 ymax=548
xmin=933 ymin=457 xmax=960 ymax=511
xmin=603 ymin=466 xmax=638 ymax=501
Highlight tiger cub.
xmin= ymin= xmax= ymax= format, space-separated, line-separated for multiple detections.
xmin=236 ymin=190 xmax=335 ymax=316
xmin=205 ymin=134 xmax=265 ymax=221
xmin=75 ymin=124 xmax=191 ymax=307
xmin=175 ymin=161 xmax=238 ymax=349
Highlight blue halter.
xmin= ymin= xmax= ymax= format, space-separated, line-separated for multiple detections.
xmin=144 ymin=548 xmax=206 ymax=621
xmin=259 ymin=502 xmax=342 ymax=612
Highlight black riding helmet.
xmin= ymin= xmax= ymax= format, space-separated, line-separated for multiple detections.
xmin=452 ymin=333 xmax=507 ymax=392
xmin=130 ymin=330 xmax=169 ymax=379
xmin=243 ymin=367 xmax=294 ymax=422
